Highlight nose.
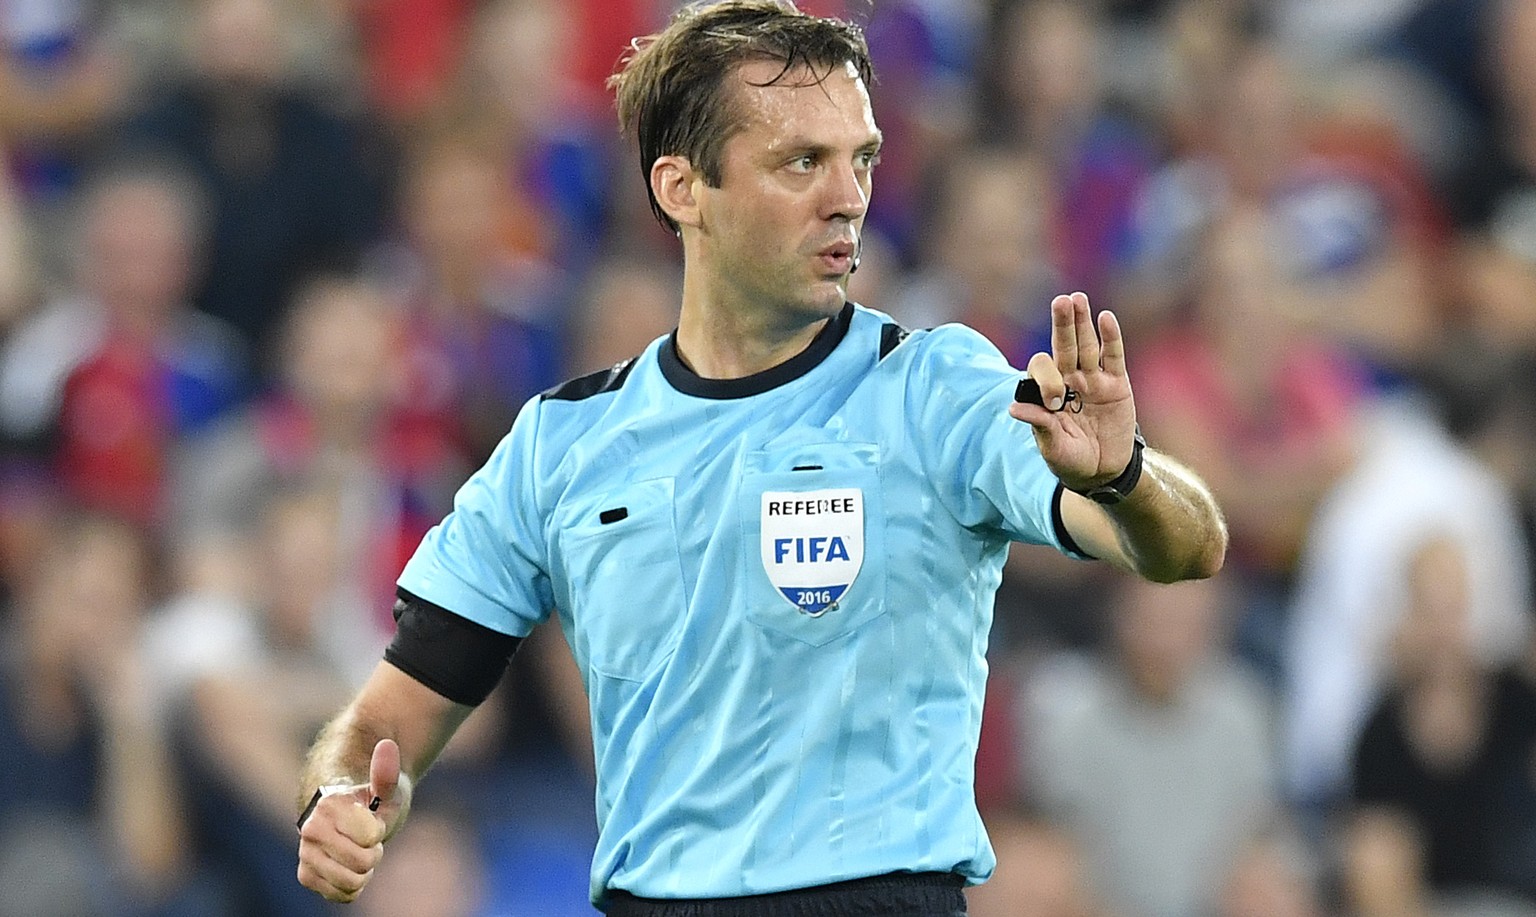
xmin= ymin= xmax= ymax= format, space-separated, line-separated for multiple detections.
xmin=820 ymin=159 xmax=869 ymax=223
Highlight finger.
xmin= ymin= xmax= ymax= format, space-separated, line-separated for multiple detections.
xmin=1098 ymin=309 xmax=1127 ymax=377
xmin=370 ymin=738 xmax=401 ymax=806
xmin=1008 ymin=399 xmax=1059 ymax=458
xmin=298 ymin=830 xmax=382 ymax=892
xmin=1026 ymin=352 xmax=1067 ymax=412
xmin=297 ymin=861 xmax=355 ymax=902
xmin=300 ymin=825 xmax=380 ymax=875
xmin=297 ymin=859 xmax=361 ymax=903
xmin=299 ymin=841 xmax=374 ymax=897
xmin=1008 ymin=399 xmax=1057 ymax=431
xmin=297 ymin=856 xmax=373 ymax=902
xmin=1050 ymin=294 xmax=1077 ymax=376
xmin=1072 ymin=292 xmax=1100 ymax=370
xmin=333 ymin=797 xmax=386 ymax=847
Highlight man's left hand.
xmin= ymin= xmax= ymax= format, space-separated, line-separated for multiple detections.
xmin=1008 ymin=291 xmax=1138 ymax=491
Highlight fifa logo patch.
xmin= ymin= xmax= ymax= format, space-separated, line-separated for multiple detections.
xmin=760 ymin=487 xmax=864 ymax=616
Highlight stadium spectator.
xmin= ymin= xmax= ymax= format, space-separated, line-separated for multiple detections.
xmin=345 ymin=0 xmax=478 ymax=127
xmin=1435 ymin=0 xmax=1536 ymax=579
xmin=0 ymin=0 xmax=127 ymax=211
xmin=889 ymin=145 xmax=1059 ymax=362
xmin=974 ymin=0 xmax=1157 ymax=300
xmin=1129 ymin=205 xmax=1366 ymax=674
xmin=114 ymin=0 xmax=390 ymax=365
xmin=432 ymin=0 xmax=618 ymax=273
xmin=0 ymin=159 xmax=245 ymax=527
xmin=372 ymin=125 xmax=569 ymax=464
xmin=1121 ymin=37 xmax=1444 ymax=382
xmin=167 ymin=480 xmax=363 ymax=917
xmin=165 ymin=480 xmax=571 ymax=916
xmin=1343 ymin=535 xmax=1536 ymax=913
xmin=1018 ymin=575 xmax=1281 ymax=917
xmin=165 ymin=476 xmax=513 ymax=917
xmin=854 ymin=0 xmax=979 ymax=264
xmin=172 ymin=275 xmax=461 ymax=672
xmin=892 ymin=144 xmax=1116 ymax=654
xmin=0 ymin=512 xmax=224 ymax=917
xmin=1282 ymin=395 xmax=1533 ymax=813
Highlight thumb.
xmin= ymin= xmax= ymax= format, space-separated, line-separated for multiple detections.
xmin=369 ymin=738 xmax=401 ymax=805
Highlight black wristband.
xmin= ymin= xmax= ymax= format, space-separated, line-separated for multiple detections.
xmin=1068 ymin=426 xmax=1146 ymax=505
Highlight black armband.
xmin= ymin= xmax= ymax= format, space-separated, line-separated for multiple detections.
xmin=384 ymin=589 xmax=522 ymax=706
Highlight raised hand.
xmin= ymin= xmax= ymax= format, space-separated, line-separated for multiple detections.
xmin=296 ymin=739 xmax=406 ymax=903
xmin=1007 ymin=292 xmax=1138 ymax=491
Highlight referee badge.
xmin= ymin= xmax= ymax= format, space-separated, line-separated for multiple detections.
xmin=760 ymin=487 xmax=864 ymax=616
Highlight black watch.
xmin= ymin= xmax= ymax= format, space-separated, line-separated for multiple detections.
xmin=1069 ymin=426 xmax=1146 ymax=505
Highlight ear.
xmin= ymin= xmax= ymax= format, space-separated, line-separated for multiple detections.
xmin=650 ymin=155 xmax=702 ymax=230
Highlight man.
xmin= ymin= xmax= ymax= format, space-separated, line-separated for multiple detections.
xmin=295 ymin=3 xmax=1227 ymax=915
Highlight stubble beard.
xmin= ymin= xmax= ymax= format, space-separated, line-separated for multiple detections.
xmin=728 ymin=246 xmax=847 ymax=328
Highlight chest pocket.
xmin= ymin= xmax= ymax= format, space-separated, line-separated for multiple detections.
xmin=558 ymin=477 xmax=687 ymax=681
xmin=738 ymin=441 xmax=888 ymax=645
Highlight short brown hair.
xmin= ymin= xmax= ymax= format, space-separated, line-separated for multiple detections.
xmin=609 ymin=0 xmax=873 ymax=232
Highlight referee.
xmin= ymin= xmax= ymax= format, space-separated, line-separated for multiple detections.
xmin=295 ymin=2 xmax=1228 ymax=915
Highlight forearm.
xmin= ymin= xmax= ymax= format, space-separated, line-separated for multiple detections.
xmin=301 ymin=705 xmax=396 ymax=790
xmin=100 ymin=710 xmax=188 ymax=889
xmin=300 ymin=706 xmax=419 ymax=842
xmin=1101 ymin=449 xmax=1228 ymax=583
xmin=298 ymin=661 xmax=471 ymax=838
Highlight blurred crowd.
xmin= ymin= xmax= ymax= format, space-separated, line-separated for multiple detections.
xmin=0 ymin=0 xmax=1533 ymax=915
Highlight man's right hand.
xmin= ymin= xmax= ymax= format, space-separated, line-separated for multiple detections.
xmin=296 ymin=739 xmax=406 ymax=903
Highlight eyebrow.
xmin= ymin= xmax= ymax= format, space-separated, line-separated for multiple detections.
xmin=776 ymin=134 xmax=885 ymax=157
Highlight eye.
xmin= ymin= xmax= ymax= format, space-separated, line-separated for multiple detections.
xmin=786 ymin=153 xmax=817 ymax=173
xmin=857 ymin=150 xmax=882 ymax=170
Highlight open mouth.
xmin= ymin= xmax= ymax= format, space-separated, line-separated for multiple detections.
xmin=816 ymin=240 xmax=855 ymax=274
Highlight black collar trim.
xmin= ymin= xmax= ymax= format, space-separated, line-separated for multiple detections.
xmin=659 ymin=302 xmax=854 ymax=399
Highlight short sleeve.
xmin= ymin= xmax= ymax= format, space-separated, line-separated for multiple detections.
xmin=396 ymin=397 xmax=554 ymax=637
xmin=907 ymin=324 xmax=1077 ymax=554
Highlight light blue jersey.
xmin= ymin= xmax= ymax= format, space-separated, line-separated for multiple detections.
xmin=397 ymin=303 xmax=1083 ymax=906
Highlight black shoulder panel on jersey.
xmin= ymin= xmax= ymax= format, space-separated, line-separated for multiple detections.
xmin=878 ymin=321 xmax=910 ymax=360
xmin=384 ymin=589 xmax=522 ymax=706
xmin=542 ymin=357 xmax=638 ymax=402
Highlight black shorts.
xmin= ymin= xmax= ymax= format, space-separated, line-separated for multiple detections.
xmin=603 ymin=872 xmax=966 ymax=917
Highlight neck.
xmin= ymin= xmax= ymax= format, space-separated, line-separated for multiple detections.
xmin=673 ymin=276 xmax=836 ymax=380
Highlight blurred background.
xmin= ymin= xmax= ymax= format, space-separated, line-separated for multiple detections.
xmin=0 ymin=0 xmax=1533 ymax=915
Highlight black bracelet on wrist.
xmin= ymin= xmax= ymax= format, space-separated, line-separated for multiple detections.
xmin=1069 ymin=426 xmax=1147 ymax=505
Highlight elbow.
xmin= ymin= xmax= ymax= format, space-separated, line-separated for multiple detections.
xmin=1188 ymin=539 xmax=1228 ymax=581
xmin=1139 ymin=523 xmax=1228 ymax=584
xmin=1182 ymin=520 xmax=1229 ymax=582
